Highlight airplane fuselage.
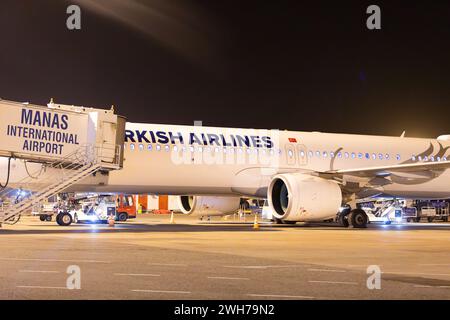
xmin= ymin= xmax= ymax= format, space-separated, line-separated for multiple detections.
xmin=3 ymin=122 xmax=450 ymax=200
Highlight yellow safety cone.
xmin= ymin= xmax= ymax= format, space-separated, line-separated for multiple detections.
xmin=169 ymin=211 xmax=176 ymax=224
xmin=253 ymin=214 xmax=260 ymax=230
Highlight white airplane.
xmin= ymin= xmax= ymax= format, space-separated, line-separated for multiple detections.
xmin=3 ymin=120 xmax=450 ymax=228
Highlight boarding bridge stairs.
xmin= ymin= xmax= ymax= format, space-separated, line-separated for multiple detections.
xmin=0 ymin=144 xmax=121 ymax=225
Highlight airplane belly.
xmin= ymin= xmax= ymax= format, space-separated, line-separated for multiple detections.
xmin=106 ymin=151 xmax=241 ymax=195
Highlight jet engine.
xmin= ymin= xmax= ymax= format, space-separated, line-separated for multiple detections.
xmin=177 ymin=196 xmax=241 ymax=216
xmin=268 ymin=173 xmax=342 ymax=222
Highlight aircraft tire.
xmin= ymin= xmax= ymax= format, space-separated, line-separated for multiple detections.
xmin=338 ymin=213 xmax=349 ymax=227
xmin=348 ymin=209 xmax=368 ymax=228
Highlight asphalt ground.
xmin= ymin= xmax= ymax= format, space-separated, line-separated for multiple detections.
xmin=0 ymin=214 xmax=449 ymax=299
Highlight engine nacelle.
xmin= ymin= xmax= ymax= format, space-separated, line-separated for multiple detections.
xmin=268 ymin=173 xmax=342 ymax=222
xmin=177 ymin=196 xmax=241 ymax=216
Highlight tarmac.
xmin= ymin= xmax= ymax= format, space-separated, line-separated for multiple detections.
xmin=0 ymin=213 xmax=449 ymax=299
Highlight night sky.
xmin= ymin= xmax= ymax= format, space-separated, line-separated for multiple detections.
xmin=1 ymin=1 xmax=449 ymax=138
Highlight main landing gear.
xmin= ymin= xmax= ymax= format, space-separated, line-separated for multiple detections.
xmin=338 ymin=208 xmax=368 ymax=229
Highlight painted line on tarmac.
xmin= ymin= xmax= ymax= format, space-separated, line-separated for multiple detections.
xmin=0 ymin=257 xmax=111 ymax=264
xmin=17 ymin=286 xmax=69 ymax=290
xmin=414 ymin=285 xmax=450 ymax=289
xmin=19 ymin=270 xmax=60 ymax=273
xmin=417 ymin=264 xmax=450 ymax=266
xmin=384 ymin=271 xmax=450 ymax=277
xmin=328 ymin=264 xmax=374 ymax=268
xmin=207 ymin=276 xmax=250 ymax=280
xmin=223 ymin=265 xmax=302 ymax=269
xmin=309 ymin=280 xmax=358 ymax=285
xmin=247 ymin=294 xmax=315 ymax=299
xmin=132 ymin=289 xmax=191 ymax=294
xmin=308 ymin=268 xmax=346 ymax=273
xmin=148 ymin=263 xmax=187 ymax=267
xmin=115 ymin=273 xmax=160 ymax=277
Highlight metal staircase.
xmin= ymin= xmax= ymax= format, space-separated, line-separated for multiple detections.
xmin=0 ymin=144 xmax=121 ymax=225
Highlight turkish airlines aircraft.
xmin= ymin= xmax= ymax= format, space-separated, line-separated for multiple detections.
xmin=3 ymin=121 xmax=450 ymax=228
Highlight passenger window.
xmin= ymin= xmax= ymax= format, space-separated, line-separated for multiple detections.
xmin=323 ymin=151 xmax=328 ymax=158
xmin=147 ymin=144 xmax=153 ymax=151
xmin=385 ymin=153 xmax=390 ymax=160
xmin=155 ymin=145 xmax=161 ymax=151
xmin=316 ymin=151 xmax=321 ymax=157
xmin=138 ymin=144 xmax=144 ymax=151
xmin=130 ymin=144 xmax=135 ymax=151
xmin=378 ymin=153 xmax=383 ymax=160
xmin=396 ymin=154 xmax=401 ymax=161
xmin=165 ymin=145 xmax=170 ymax=152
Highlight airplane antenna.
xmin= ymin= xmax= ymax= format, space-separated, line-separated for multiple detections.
xmin=400 ymin=131 xmax=406 ymax=138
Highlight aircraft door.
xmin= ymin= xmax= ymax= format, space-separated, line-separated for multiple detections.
xmin=98 ymin=116 xmax=126 ymax=167
xmin=100 ymin=121 xmax=117 ymax=163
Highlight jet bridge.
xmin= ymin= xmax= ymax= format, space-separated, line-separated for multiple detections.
xmin=0 ymin=99 xmax=126 ymax=226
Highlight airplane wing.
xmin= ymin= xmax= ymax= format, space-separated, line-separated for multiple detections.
xmin=324 ymin=160 xmax=450 ymax=178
